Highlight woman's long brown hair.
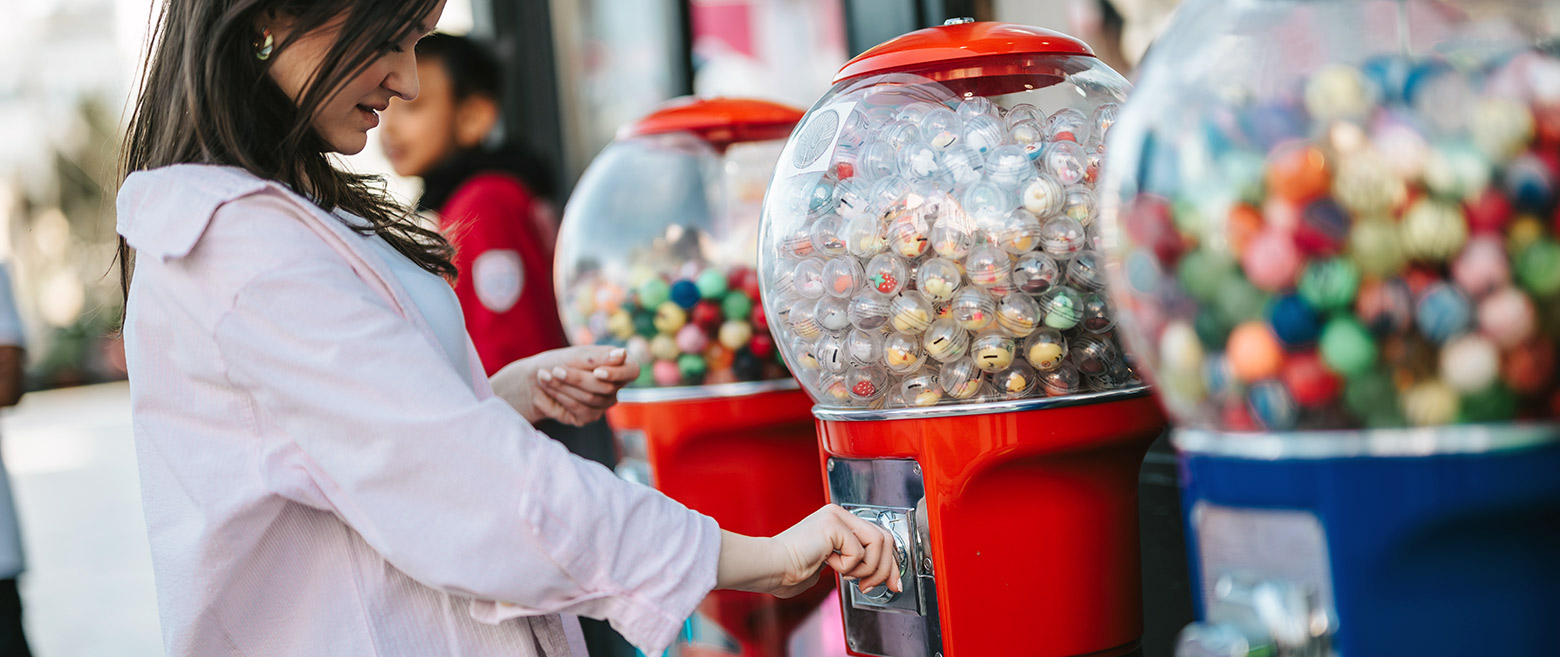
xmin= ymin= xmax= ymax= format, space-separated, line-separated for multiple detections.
xmin=117 ymin=0 xmax=455 ymax=302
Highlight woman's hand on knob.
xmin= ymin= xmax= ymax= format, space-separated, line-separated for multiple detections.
xmin=716 ymin=504 xmax=901 ymax=599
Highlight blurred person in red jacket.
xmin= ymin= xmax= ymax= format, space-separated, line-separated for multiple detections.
xmin=380 ymin=33 xmax=568 ymax=376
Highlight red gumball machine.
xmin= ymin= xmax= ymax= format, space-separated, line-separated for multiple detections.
xmin=555 ymin=97 xmax=837 ymax=657
xmin=758 ymin=21 xmax=1168 ymax=657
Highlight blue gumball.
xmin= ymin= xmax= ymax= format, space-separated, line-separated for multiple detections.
xmin=670 ymin=280 xmax=702 ymax=309
xmin=1267 ymin=294 xmax=1321 ymax=346
xmin=1360 ymin=54 xmax=1413 ymax=104
xmin=1505 ymin=154 xmax=1556 ymax=213
xmin=1415 ymin=283 xmax=1471 ymax=344
xmin=1247 ymin=381 xmax=1299 ymax=431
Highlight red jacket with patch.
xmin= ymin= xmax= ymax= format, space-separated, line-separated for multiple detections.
xmin=439 ymin=172 xmax=570 ymax=376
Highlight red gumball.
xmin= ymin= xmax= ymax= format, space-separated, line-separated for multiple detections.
xmin=751 ymin=305 xmax=769 ymax=331
xmin=1222 ymin=400 xmax=1259 ymax=432
xmin=729 ymin=267 xmax=762 ymax=302
xmin=749 ymin=333 xmax=776 ymax=359
xmin=691 ymin=301 xmax=723 ymax=332
xmin=726 ymin=266 xmax=752 ymax=293
xmin=1466 ymin=188 xmax=1513 ymax=234
xmin=1281 ymin=351 xmax=1342 ymax=407
xmin=1126 ymin=194 xmax=1185 ymax=265
xmin=1502 ymin=338 xmax=1555 ymax=394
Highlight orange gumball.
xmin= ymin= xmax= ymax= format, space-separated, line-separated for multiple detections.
xmin=1266 ymin=141 xmax=1332 ymax=203
xmin=704 ymin=344 xmax=735 ymax=371
xmin=1228 ymin=203 xmax=1264 ymax=256
xmin=1228 ymin=321 xmax=1285 ymax=383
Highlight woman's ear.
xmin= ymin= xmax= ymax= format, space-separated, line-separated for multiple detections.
xmin=454 ymin=94 xmax=501 ymax=149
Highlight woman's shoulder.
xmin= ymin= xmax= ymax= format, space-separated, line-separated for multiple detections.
xmin=118 ymin=165 xmax=326 ymax=263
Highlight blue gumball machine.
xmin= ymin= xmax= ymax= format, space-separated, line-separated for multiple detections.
xmin=1174 ymin=428 xmax=1560 ymax=655
xmin=1097 ymin=0 xmax=1560 ymax=654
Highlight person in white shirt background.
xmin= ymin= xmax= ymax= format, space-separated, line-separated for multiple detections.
xmin=0 ymin=263 xmax=31 ymax=657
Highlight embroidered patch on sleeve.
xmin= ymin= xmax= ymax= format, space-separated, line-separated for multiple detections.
xmin=472 ymin=249 xmax=524 ymax=312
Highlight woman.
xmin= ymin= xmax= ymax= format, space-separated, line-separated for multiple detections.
xmin=379 ymin=32 xmax=569 ymax=377
xmin=114 ymin=1 xmax=899 ymax=656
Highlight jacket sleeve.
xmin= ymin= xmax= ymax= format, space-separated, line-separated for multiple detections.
xmin=207 ymin=195 xmax=718 ymax=653
xmin=441 ymin=174 xmax=570 ymax=375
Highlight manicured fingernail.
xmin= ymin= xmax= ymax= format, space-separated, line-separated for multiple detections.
xmin=594 ymin=367 xmax=610 ymax=379
xmin=552 ymin=367 xmax=568 ymax=379
xmin=610 ymin=348 xmax=626 ymax=360
xmin=538 ymin=370 xmax=552 ymax=382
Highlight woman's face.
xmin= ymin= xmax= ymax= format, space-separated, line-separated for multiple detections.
xmin=265 ymin=0 xmax=448 ymax=155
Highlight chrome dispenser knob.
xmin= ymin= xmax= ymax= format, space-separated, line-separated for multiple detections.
xmin=850 ymin=508 xmax=908 ymax=603
xmin=1178 ymin=576 xmax=1333 ymax=657
xmin=1175 ymin=621 xmax=1268 ymax=657
xmin=943 ymin=17 xmax=975 ymax=25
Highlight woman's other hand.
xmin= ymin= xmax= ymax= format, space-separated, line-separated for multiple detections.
xmin=491 ymin=346 xmax=640 ymax=426
xmin=717 ymin=505 xmax=902 ymax=599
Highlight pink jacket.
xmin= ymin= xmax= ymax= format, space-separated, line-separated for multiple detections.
xmin=117 ymin=164 xmax=719 ymax=657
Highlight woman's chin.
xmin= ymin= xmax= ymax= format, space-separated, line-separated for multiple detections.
xmin=328 ymin=134 xmax=369 ymax=157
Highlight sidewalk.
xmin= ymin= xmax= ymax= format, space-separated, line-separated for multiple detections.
xmin=2 ymin=382 xmax=163 ymax=656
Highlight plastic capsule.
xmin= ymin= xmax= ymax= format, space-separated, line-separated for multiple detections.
xmin=950 ymin=286 xmax=997 ymax=332
xmin=845 ymin=329 xmax=886 ymax=366
xmin=996 ymin=293 xmax=1042 ymax=337
xmin=1042 ymin=362 xmax=1081 ymax=396
xmin=810 ymin=214 xmax=847 ymax=256
xmin=1024 ymin=328 xmax=1069 ymax=371
xmin=793 ymin=258 xmax=827 ymax=299
xmin=940 ymin=357 xmax=985 ymax=399
xmin=924 ymin=318 xmax=970 ymax=362
xmin=848 ymin=294 xmax=892 ymax=331
xmin=971 ymin=331 xmax=1018 ymax=373
xmin=917 ymin=257 xmax=963 ymax=302
xmin=1081 ymin=291 xmax=1116 ymax=334
xmin=1039 ymin=217 xmax=1087 ymax=259
xmin=883 ymin=332 xmax=927 ymax=373
xmin=1022 ymin=174 xmax=1066 ymax=218
xmin=996 ymin=209 xmax=1043 ymax=254
xmin=1013 ymin=252 xmax=1062 ymax=295
xmin=844 ymin=213 xmax=889 ymax=258
xmin=962 ymin=115 xmax=1007 ymax=155
xmin=889 ymin=291 xmax=935 ymax=334
xmin=845 ymin=366 xmax=888 ymax=403
xmin=994 ymin=361 xmax=1039 ymax=398
xmin=814 ymin=295 xmax=852 ymax=332
xmin=964 ymin=244 xmax=1012 ymax=288
xmin=1066 ymin=251 xmax=1107 ymax=291
xmin=822 ymin=257 xmax=864 ymax=298
xmin=864 ymin=253 xmax=909 ymax=297
xmin=1069 ymin=334 xmax=1119 ymax=376
xmin=815 ymin=333 xmax=848 ymax=373
xmin=900 ymin=370 xmax=943 ymax=407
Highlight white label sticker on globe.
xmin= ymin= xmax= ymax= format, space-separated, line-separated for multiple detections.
xmin=776 ymin=101 xmax=860 ymax=178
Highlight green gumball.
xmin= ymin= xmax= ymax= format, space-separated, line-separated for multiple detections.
xmin=638 ymin=278 xmax=671 ymax=310
xmin=1298 ymin=258 xmax=1361 ymax=312
xmin=1517 ymin=238 xmax=1560 ymax=297
xmin=696 ymin=269 xmax=729 ymax=300
xmin=722 ymin=290 xmax=754 ymax=320
xmin=677 ymin=353 xmax=708 ymax=385
xmin=1320 ymin=317 xmax=1376 ymax=378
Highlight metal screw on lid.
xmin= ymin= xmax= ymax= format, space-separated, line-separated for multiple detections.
xmin=943 ymin=17 xmax=976 ymax=25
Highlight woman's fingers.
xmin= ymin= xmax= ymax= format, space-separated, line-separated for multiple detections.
xmin=541 ymin=365 xmax=620 ymax=397
xmin=836 ymin=508 xmax=902 ymax=593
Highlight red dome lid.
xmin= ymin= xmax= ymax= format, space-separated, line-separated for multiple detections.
xmin=620 ymin=97 xmax=805 ymax=147
xmin=833 ymin=21 xmax=1097 ymax=96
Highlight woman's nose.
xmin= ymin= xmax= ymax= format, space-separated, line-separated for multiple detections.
xmin=385 ymin=52 xmax=420 ymax=102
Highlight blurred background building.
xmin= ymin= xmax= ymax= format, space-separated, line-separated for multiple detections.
xmin=0 ymin=0 xmax=1161 ymax=654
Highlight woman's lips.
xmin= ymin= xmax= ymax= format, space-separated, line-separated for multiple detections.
xmin=357 ymin=104 xmax=380 ymax=129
